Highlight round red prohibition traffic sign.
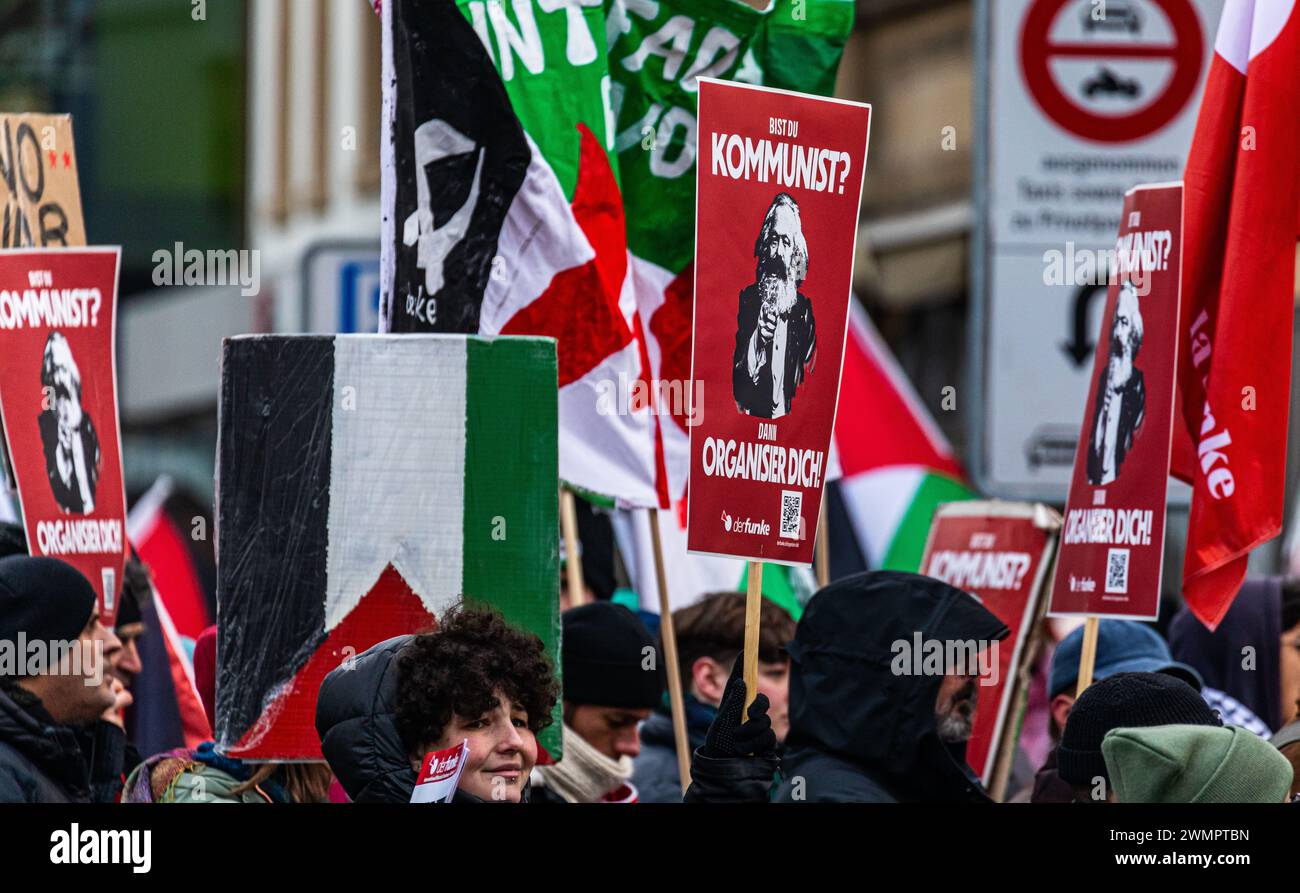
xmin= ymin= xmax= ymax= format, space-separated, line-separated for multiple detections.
xmin=1019 ymin=0 xmax=1205 ymax=143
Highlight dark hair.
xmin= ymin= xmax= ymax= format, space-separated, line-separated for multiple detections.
xmin=1281 ymin=578 xmax=1300 ymax=632
xmin=123 ymin=554 xmax=152 ymax=599
xmin=394 ymin=605 xmax=558 ymax=757
xmin=672 ymin=592 xmax=795 ymax=694
xmin=231 ymin=763 xmax=334 ymax=803
xmin=0 ymin=522 xmax=27 ymax=560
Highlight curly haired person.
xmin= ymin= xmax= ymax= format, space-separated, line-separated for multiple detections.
xmin=317 ymin=604 xmax=558 ymax=803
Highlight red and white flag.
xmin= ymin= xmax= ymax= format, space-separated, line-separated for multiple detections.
xmin=1173 ymin=0 xmax=1300 ymax=628
xmin=127 ymin=477 xmax=211 ymax=747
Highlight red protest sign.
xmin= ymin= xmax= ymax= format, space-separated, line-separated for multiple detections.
xmin=0 ymin=248 xmax=127 ymax=625
xmin=411 ymin=739 xmax=470 ymax=804
xmin=686 ymin=79 xmax=870 ymax=566
xmin=1050 ymin=183 xmax=1183 ymax=619
xmin=920 ymin=501 xmax=1060 ymax=795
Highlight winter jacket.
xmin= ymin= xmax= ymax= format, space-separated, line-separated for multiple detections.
xmin=122 ymin=741 xmax=290 ymax=803
xmin=684 ymin=748 xmax=780 ymax=803
xmin=1028 ymin=745 xmax=1076 ymax=804
xmin=0 ymin=683 xmax=125 ymax=803
xmin=316 ymin=635 xmax=421 ymax=803
xmin=772 ymin=571 xmax=1009 ymax=803
xmin=631 ymin=696 xmax=714 ymax=803
xmin=1169 ymin=578 xmax=1284 ymax=733
xmin=634 ymin=695 xmax=783 ymax=803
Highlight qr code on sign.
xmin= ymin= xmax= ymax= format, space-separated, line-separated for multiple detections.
xmin=779 ymin=490 xmax=802 ymax=540
xmin=1105 ymin=548 xmax=1130 ymax=594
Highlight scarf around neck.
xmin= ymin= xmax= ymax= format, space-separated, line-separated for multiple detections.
xmin=532 ymin=723 xmax=633 ymax=803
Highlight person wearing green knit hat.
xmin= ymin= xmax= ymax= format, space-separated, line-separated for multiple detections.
xmin=1102 ymin=724 xmax=1295 ymax=803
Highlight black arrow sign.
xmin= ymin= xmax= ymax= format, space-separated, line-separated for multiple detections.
xmin=1061 ymin=280 xmax=1107 ymax=367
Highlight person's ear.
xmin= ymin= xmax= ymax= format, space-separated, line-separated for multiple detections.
xmin=1050 ymin=693 xmax=1075 ymax=735
xmin=692 ymin=657 xmax=729 ymax=707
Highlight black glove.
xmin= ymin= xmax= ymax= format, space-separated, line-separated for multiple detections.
xmin=701 ymin=656 xmax=777 ymax=759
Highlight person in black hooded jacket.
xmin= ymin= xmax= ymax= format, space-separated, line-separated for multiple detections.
xmin=1169 ymin=577 xmax=1300 ymax=735
xmin=773 ymin=570 xmax=1009 ymax=803
xmin=317 ymin=635 xmax=421 ymax=802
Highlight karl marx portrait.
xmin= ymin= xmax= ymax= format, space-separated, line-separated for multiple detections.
xmin=732 ymin=193 xmax=817 ymax=419
xmin=1087 ymin=279 xmax=1146 ymax=486
xmin=37 ymin=331 xmax=101 ymax=514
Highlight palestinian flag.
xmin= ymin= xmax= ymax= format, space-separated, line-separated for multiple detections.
xmin=829 ymin=304 xmax=976 ymax=574
xmin=128 ymin=477 xmax=216 ymax=642
xmin=126 ymin=478 xmax=215 ymax=752
xmin=380 ymin=0 xmax=660 ymax=506
xmin=379 ymin=0 xmax=852 ymax=506
xmin=215 ymin=335 xmax=561 ymax=759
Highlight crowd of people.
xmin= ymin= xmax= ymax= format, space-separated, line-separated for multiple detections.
xmin=2 ymin=518 xmax=1298 ymax=804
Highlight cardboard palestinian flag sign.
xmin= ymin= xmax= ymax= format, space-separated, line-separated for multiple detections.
xmin=0 ymin=247 xmax=127 ymax=625
xmin=1 ymin=114 xmax=86 ymax=249
xmin=919 ymin=501 xmax=1060 ymax=798
xmin=380 ymin=0 xmax=660 ymax=505
xmin=215 ymin=334 xmax=561 ymax=760
xmin=608 ymin=0 xmax=854 ymax=503
xmin=1050 ymin=183 xmax=1184 ymax=620
xmin=686 ymin=79 xmax=869 ymax=565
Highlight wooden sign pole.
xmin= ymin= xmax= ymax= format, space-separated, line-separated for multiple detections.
xmin=559 ymin=486 xmax=586 ymax=607
xmin=1076 ymin=616 xmax=1100 ymax=693
xmin=648 ymin=508 xmax=693 ymax=794
xmin=742 ymin=560 xmax=764 ymax=718
xmin=815 ymin=511 xmax=829 ymax=588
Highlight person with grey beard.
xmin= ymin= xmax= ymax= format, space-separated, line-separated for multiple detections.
xmin=1087 ymin=279 xmax=1146 ymax=486
xmin=773 ymin=571 xmax=1009 ymax=802
xmin=732 ymin=193 xmax=817 ymax=419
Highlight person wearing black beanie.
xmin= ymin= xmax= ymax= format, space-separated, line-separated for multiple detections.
xmin=0 ymin=527 xmax=144 ymax=781
xmin=110 ymin=553 xmax=152 ymax=693
xmin=0 ymin=522 xmax=27 ymax=560
xmin=2 ymin=524 xmax=149 ymax=705
xmin=0 ymin=555 xmax=128 ymax=802
xmin=530 ymin=602 xmax=663 ymax=803
xmin=1057 ymin=671 xmax=1223 ymax=801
